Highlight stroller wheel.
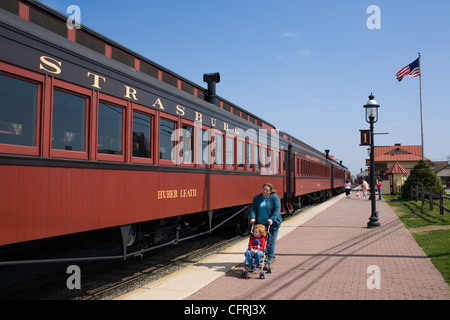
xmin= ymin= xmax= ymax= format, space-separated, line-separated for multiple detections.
xmin=241 ymin=270 xmax=248 ymax=278
xmin=259 ymin=272 xmax=266 ymax=279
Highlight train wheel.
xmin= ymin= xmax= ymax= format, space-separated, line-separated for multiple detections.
xmin=238 ymin=207 xmax=251 ymax=235
xmin=292 ymin=196 xmax=302 ymax=211
xmin=120 ymin=224 xmax=138 ymax=259
xmin=120 ymin=224 xmax=137 ymax=247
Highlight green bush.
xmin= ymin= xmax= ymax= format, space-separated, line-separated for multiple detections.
xmin=401 ymin=160 xmax=443 ymax=199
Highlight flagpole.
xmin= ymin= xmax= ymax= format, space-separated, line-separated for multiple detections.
xmin=418 ymin=52 xmax=424 ymax=160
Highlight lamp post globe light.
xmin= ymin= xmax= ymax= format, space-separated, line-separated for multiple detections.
xmin=364 ymin=94 xmax=381 ymax=228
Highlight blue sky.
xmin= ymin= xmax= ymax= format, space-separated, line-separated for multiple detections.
xmin=40 ymin=0 xmax=450 ymax=176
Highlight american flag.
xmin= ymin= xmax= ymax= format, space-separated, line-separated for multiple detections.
xmin=396 ymin=58 xmax=421 ymax=82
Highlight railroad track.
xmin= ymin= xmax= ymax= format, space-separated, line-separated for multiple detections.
xmin=79 ymin=236 xmax=242 ymax=300
xmin=0 ymin=231 xmax=243 ymax=300
xmin=80 ymin=204 xmax=319 ymax=300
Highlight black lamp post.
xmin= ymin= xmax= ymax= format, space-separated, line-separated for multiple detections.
xmin=364 ymin=94 xmax=381 ymax=228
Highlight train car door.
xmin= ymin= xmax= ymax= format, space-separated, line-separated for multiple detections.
xmin=283 ymin=144 xmax=294 ymax=214
xmin=331 ymin=163 xmax=334 ymax=191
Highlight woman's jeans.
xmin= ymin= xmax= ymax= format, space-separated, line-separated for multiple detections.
xmin=245 ymin=249 xmax=264 ymax=266
xmin=265 ymin=225 xmax=278 ymax=264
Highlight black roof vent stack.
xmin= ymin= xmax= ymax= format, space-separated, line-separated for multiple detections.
xmin=203 ymin=72 xmax=220 ymax=106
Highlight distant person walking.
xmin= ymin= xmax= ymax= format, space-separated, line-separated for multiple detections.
xmin=361 ymin=180 xmax=369 ymax=200
xmin=345 ymin=180 xmax=351 ymax=199
xmin=377 ymin=179 xmax=382 ymax=201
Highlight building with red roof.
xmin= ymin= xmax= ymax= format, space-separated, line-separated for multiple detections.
xmin=431 ymin=161 xmax=450 ymax=189
xmin=372 ymin=143 xmax=429 ymax=195
xmin=384 ymin=161 xmax=410 ymax=195
xmin=365 ymin=143 xmax=447 ymax=194
xmin=374 ymin=143 xmax=429 ymax=175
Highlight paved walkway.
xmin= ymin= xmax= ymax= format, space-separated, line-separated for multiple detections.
xmin=119 ymin=194 xmax=449 ymax=300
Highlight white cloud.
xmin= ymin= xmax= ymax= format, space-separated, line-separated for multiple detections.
xmin=282 ymin=32 xmax=299 ymax=38
xmin=299 ymin=49 xmax=311 ymax=57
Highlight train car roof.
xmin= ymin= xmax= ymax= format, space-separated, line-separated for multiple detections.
xmin=2 ymin=0 xmax=276 ymax=131
xmin=279 ymin=131 xmax=348 ymax=170
xmin=279 ymin=131 xmax=327 ymax=158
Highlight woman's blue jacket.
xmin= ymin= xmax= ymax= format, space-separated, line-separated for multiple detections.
xmin=250 ymin=193 xmax=282 ymax=231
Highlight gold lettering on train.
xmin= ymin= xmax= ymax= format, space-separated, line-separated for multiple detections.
xmin=180 ymin=188 xmax=197 ymax=198
xmin=176 ymin=105 xmax=185 ymax=116
xmin=39 ymin=56 xmax=62 ymax=75
xmin=152 ymin=98 xmax=165 ymax=110
xmin=157 ymin=189 xmax=197 ymax=199
xmin=35 ymin=57 xmax=244 ymax=135
xmin=124 ymin=85 xmax=138 ymax=101
xmin=195 ymin=111 xmax=202 ymax=122
xmin=157 ymin=189 xmax=178 ymax=199
xmin=87 ymin=72 xmax=106 ymax=89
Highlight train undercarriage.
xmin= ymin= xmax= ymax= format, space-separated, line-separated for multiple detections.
xmin=0 ymin=187 xmax=343 ymax=267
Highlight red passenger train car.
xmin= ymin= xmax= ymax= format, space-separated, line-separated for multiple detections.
xmin=0 ymin=0 xmax=349 ymax=264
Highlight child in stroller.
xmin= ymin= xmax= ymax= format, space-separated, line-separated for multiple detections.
xmin=241 ymin=224 xmax=272 ymax=279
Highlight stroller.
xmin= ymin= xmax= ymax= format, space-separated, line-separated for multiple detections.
xmin=241 ymin=224 xmax=273 ymax=279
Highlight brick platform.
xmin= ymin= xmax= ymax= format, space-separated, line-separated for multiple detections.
xmin=186 ymin=197 xmax=449 ymax=300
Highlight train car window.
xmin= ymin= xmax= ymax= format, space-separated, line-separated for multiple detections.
xmin=222 ymin=102 xmax=231 ymax=113
xmin=196 ymin=90 xmax=205 ymax=100
xmin=29 ymin=7 xmax=67 ymax=38
xmin=214 ymin=132 xmax=223 ymax=166
xmin=140 ymin=62 xmax=159 ymax=79
xmin=132 ymin=111 xmax=152 ymax=159
xmin=52 ymin=90 xmax=86 ymax=152
xmin=237 ymin=139 xmax=244 ymax=169
xmin=247 ymin=143 xmax=253 ymax=170
xmin=181 ymin=124 xmax=193 ymax=164
xmin=76 ymin=31 xmax=105 ymax=55
xmin=199 ymin=128 xmax=209 ymax=165
xmin=276 ymin=151 xmax=280 ymax=174
xmin=0 ymin=74 xmax=38 ymax=148
xmin=160 ymin=118 xmax=175 ymax=161
xmin=255 ymin=145 xmax=260 ymax=170
xmin=162 ymin=72 xmax=178 ymax=88
xmin=0 ymin=0 xmax=19 ymax=15
xmin=97 ymin=103 xmax=124 ymax=155
xmin=226 ymin=136 xmax=234 ymax=167
xmin=181 ymin=82 xmax=195 ymax=96
xmin=111 ymin=47 xmax=135 ymax=68
xmin=260 ymin=147 xmax=267 ymax=169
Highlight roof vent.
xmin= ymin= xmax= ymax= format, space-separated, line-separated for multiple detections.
xmin=203 ymin=73 xmax=220 ymax=106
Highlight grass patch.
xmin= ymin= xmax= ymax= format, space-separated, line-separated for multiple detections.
xmin=414 ymin=229 xmax=450 ymax=285
xmin=385 ymin=195 xmax=450 ymax=285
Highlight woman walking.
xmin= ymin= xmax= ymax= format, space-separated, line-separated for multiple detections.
xmin=249 ymin=183 xmax=282 ymax=267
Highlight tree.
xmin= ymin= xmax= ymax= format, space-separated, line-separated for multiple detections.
xmin=402 ymin=160 xmax=443 ymax=199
